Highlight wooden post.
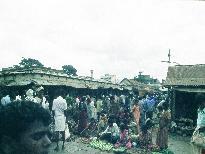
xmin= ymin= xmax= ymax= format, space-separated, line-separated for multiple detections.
xmin=170 ymin=88 xmax=176 ymax=120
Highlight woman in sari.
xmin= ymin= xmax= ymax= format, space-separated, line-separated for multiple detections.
xmin=78 ymin=96 xmax=88 ymax=133
xmin=156 ymin=102 xmax=171 ymax=150
xmin=132 ymin=99 xmax=141 ymax=134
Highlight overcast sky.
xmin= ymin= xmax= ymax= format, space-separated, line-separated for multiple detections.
xmin=0 ymin=0 xmax=205 ymax=81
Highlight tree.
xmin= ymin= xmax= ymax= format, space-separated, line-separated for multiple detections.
xmin=18 ymin=57 xmax=44 ymax=68
xmin=62 ymin=65 xmax=77 ymax=76
xmin=13 ymin=65 xmax=21 ymax=69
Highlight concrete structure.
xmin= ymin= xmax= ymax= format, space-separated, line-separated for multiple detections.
xmin=100 ymin=74 xmax=117 ymax=84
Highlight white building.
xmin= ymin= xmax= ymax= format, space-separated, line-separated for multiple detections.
xmin=100 ymin=74 xmax=117 ymax=84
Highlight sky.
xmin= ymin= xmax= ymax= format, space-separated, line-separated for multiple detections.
xmin=0 ymin=0 xmax=205 ymax=82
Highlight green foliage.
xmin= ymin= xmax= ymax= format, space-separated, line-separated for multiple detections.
xmin=18 ymin=57 xmax=44 ymax=68
xmin=65 ymin=96 xmax=75 ymax=107
xmin=89 ymin=140 xmax=113 ymax=151
xmin=152 ymin=149 xmax=174 ymax=154
xmin=13 ymin=65 xmax=21 ymax=69
xmin=62 ymin=65 xmax=77 ymax=76
xmin=65 ymin=96 xmax=77 ymax=118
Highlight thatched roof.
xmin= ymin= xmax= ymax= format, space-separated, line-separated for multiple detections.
xmin=164 ymin=64 xmax=205 ymax=86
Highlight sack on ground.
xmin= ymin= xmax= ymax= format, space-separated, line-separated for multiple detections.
xmin=191 ymin=129 xmax=205 ymax=148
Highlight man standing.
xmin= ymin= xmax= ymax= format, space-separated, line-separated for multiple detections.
xmin=35 ymin=86 xmax=49 ymax=110
xmin=96 ymin=97 xmax=103 ymax=121
xmin=52 ymin=92 xmax=67 ymax=151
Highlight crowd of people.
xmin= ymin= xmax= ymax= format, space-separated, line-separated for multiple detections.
xmin=0 ymin=85 xmax=172 ymax=154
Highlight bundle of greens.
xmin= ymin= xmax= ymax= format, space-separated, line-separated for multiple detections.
xmin=152 ymin=149 xmax=174 ymax=154
xmin=113 ymin=147 xmax=127 ymax=154
xmin=148 ymin=144 xmax=160 ymax=152
xmin=89 ymin=140 xmax=113 ymax=151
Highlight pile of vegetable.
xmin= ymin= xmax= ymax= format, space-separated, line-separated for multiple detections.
xmin=152 ymin=149 xmax=174 ymax=154
xmin=113 ymin=147 xmax=127 ymax=153
xmin=89 ymin=140 xmax=113 ymax=151
xmin=148 ymin=144 xmax=160 ymax=152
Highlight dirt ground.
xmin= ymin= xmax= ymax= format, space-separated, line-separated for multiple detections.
xmin=49 ymin=133 xmax=193 ymax=154
xmin=167 ymin=134 xmax=192 ymax=154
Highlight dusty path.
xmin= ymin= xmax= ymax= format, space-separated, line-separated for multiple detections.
xmin=49 ymin=133 xmax=193 ymax=154
xmin=168 ymin=134 xmax=192 ymax=154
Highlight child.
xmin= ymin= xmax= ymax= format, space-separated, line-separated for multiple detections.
xmin=115 ymin=123 xmax=132 ymax=149
xmin=157 ymin=105 xmax=163 ymax=119
xmin=98 ymin=113 xmax=108 ymax=133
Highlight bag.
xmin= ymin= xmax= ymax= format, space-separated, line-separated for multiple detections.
xmin=191 ymin=129 xmax=205 ymax=148
xmin=65 ymin=123 xmax=71 ymax=140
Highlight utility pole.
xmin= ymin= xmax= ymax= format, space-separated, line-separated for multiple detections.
xmin=138 ymin=71 xmax=143 ymax=82
xmin=161 ymin=49 xmax=171 ymax=64
xmin=161 ymin=49 xmax=172 ymax=84
xmin=168 ymin=49 xmax=171 ymax=63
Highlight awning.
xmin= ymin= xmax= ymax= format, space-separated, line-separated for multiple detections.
xmin=174 ymin=87 xmax=205 ymax=93
xmin=159 ymin=87 xmax=168 ymax=92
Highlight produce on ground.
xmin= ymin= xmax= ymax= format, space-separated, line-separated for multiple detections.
xmin=89 ymin=140 xmax=113 ymax=151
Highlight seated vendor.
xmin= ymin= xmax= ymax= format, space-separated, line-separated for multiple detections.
xmin=137 ymin=121 xmax=152 ymax=148
xmin=115 ymin=123 xmax=132 ymax=149
xmin=99 ymin=118 xmax=120 ymax=144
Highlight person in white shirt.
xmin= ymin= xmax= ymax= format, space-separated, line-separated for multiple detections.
xmin=96 ymin=98 xmax=103 ymax=120
xmin=90 ymin=98 xmax=97 ymax=120
xmin=1 ymin=94 xmax=11 ymax=106
xmin=76 ymin=97 xmax=80 ymax=105
xmin=25 ymin=89 xmax=37 ymax=103
xmin=52 ymin=94 xmax=67 ymax=151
